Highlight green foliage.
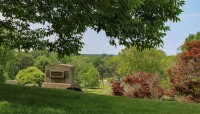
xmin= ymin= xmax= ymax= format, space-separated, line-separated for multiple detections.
xmin=0 ymin=0 xmax=184 ymax=57
xmin=3 ymin=61 xmax=19 ymax=80
xmin=117 ymin=47 xmax=166 ymax=77
xmin=76 ymin=64 xmax=100 ymax=89
xmin=70 ymin=54 xmax=114 ymax=88
xmin=106 ymin=77 xmax=115 ymax=83
xmin=15 ymin=66 xmax=45 ymax=87
xmin=86 ymin=67 xmax=100 ymax=88
xmin=179 ymin=32 xmax=200 ymax=51
xmin=117 ymin=62 xmax=132 ymax=78
xmin=59 ymin=56 xmax=72 ymax=64
xmin=48 ymin=52 xmax=62 ymax=64
xmin=161 ymin=56 xmax=177 ymax=72
xmin=160 ymin=55 xmax=177 ymax=89
xmin=104 ymin=56 xmax=120 ymax=78
xmin=15 ymin=53 xmax=34 ymax=70
xmin=0 ymin=47 xmax=16 ymax=80
xmin=75 ymin=63 xmax=92 ymax=85
xmin=29 ymin=50 xmax=49 ymax=58
xmin=34 ymin=55 xmax=51 ymax=72
xmin=0 ymin=75 xmax=6 ymax=83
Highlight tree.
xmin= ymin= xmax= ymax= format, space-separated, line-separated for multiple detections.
xmin=15 ymin=52 xmax=35 ymax=71
xmin=104 ymin=56 xmax=120 ymax=78
xmin=179 ymin=32 xmax=200 ymax=51
xmin=168 ymin=41 xmax=200 ymax=100
xmin=160 ymin=55 xmax=177 ymax=89
xmin=0 ymin=47 xmax=15 ymax=82
xmin=86 ymin=66 xmax=100 ymax=88
xmin=15 ymin=66 xmax=45 ymax=87
xmin=161 ymin=56 xmax=177 ymax=72
xmin=29 ymin=50 xmax=49 ymax=58
xmin=75 ymin=63 xmax=100 ymax=89
xmin=0 ymin=0 xmax=184 ymax=57
xmin=75 ymin=62 xmax=93 ymax=87
xmin=34 ymin=55 xmax=52 ymax=72
xmin=117 ymin=47 xmax=166 ymax=77
xmin=48 ymin=52 xmax=62 ymax=64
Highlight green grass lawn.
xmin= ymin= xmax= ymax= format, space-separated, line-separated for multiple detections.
xmin=1 ymin=83 xmax=200 ymax=114
xmin=84 ymin=82 xmax=112 ymax=95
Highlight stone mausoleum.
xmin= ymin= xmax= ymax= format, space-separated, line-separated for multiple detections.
xmin=42 ymin=64 xmax=75 ymax=89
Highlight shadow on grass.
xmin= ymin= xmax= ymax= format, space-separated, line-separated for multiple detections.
xmin=1 ymin=84 xmax=200 ymax=114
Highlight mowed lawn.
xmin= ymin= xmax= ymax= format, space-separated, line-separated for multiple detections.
xmin=0 ymin=84 xmax=200 ymax=114
xmin=84 ymin=81 xmax=112 ymax=95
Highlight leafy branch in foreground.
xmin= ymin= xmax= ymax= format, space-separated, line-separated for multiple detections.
xmin=0 ymin=0 xmax=184 ymax=57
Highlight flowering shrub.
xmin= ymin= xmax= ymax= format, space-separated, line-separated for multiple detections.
xmin=168 ymin=41 xmax=200 ymax=99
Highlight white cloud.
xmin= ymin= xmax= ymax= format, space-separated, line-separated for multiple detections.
xmin=180 ymin=13 xmax=200 ymax=18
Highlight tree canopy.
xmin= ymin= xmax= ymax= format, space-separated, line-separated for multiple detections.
xmin=168 ymin=41 xmax=200 ymax=99
xmin=117 ymin=47 xmax=166 ymax=77
xmin=179 ymin=32 xmax=200 ymax=51
xmin=0 ymin=0 xmax=184 ymax=57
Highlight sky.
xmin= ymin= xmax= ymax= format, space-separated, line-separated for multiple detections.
xmin=81 ymin=0 xmax=200 ymax=55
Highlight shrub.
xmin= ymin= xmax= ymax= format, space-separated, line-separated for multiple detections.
xmin=34 ymin=55 xmax=51 ymax=72
xmin=161 ymin=90 xmax=175 ymax=101
xmin=107 ymin=77 xmax=115 ymax=83
xmin=168 ymin=41 xmax=200 ymax=100
xmin=0 ymin=75 xmax=5 ymax=83
xmin=111 ymin=81 xmax=124 ymax=96
xmin=15 ymin=66 xmax=45 ymax=87
xmin=112 ymin=71 xmax=163 ymax=99
xmin=123 ymin=72 xmax=163 ymax=99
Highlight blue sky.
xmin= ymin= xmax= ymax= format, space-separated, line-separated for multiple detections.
xmin=81 ymin=0 xmax=200 ymax=55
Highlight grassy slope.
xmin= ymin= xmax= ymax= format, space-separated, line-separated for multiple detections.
xmin=0 ymin=84 xmax=200 ymax=114
xmin=84 ymin=82 xmax=112 ymax=95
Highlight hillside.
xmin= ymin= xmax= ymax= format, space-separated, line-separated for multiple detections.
xmin=0 ymin=84 xmax=200 ymax=114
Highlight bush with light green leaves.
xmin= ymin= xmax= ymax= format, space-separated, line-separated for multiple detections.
xmin=15 ymin=66 xmax=45 ymax=87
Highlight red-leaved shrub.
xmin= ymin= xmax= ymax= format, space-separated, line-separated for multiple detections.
xmin=123 ymin=72 xmax=163 ymax=99
xmin=168 ymin=41 xmax=200 ymax=100
xmin=111 ymin=81 xmax=124 ymax=96
xmin=164 ymin=89 xmax=174 ymax=97
xmin=112 ymin=72 xmax=163 ymax=99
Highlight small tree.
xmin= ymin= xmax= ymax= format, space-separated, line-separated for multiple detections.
xmin=86 ymin=67 xmax=100 ymax=88
xmin=75 ymin=63 xmax=93 ymax=86
xmin=0 ymin=73 xmax=6 ymax=83
xmin=15 ymin=53 xmax=34 ymax=71
xmin=117 ymin=47 xmax=166 ymax=77
xmin=168 ymin=41 xmax=200 ymax=99
xmin=15 ymin=66 xmax=45 ymax=87
xmin=34 ymin=55 xmax=51 ymax=72
xmin=0 ymin=47 xmax=15 ymax=82
xmin=77 ymin=65 xmax=100 ymax=89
